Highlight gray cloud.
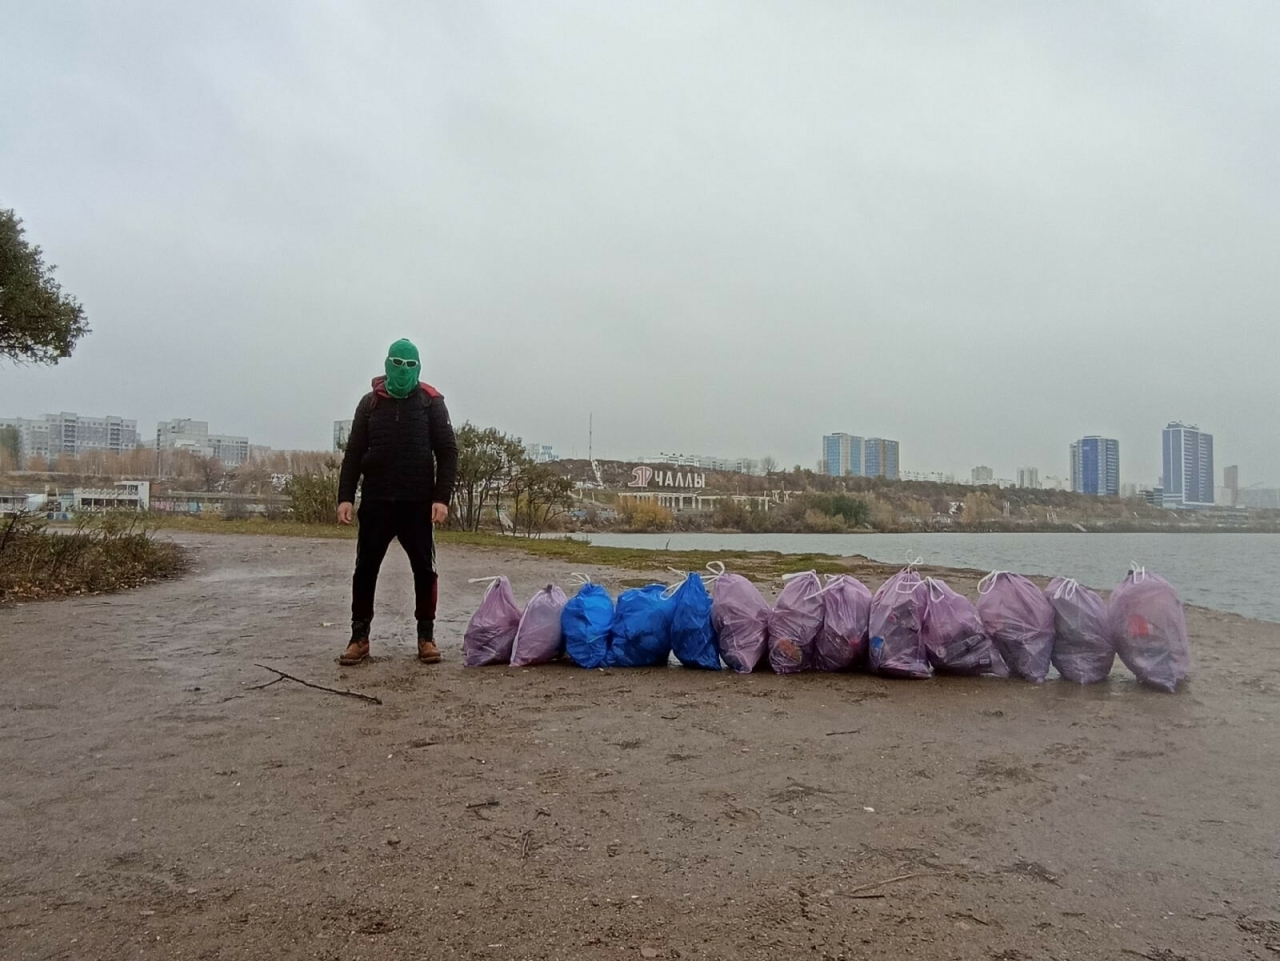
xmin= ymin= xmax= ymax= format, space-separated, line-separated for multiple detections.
xmin=3 ymin=1 xmax=1277 ymax=484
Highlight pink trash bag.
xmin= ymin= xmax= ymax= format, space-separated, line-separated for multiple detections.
xmin=708 ymin=563 xmax=769 ymax=674
xmin=463 ymin=576 xmax=522 ymax=667
xmin=768 ymin=571 xmax=824 ymax=674
xmin=920 ymin=577 xmax=1008 ymax=676
xmin=1045 ymin=577 xmax=1113 ymax=684
xmin=869 ymin=568 xmax=932 ymax=679
xmin=510 ymin=584 xmax=569 ymax=667
xmin=1107 ymin=566 xmax=1189 ymax=693
xmin=977 ymin=572 xmax=1056 ymax=683
xmin=812 ymin=574 xmax=871 ymax=672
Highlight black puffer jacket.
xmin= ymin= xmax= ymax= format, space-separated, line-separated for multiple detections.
xmin=338 ymin=380 xmax=459 ymax=505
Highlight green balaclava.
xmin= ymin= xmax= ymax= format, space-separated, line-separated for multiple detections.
xmin=384 ymin=339 xmax=421 ymax=399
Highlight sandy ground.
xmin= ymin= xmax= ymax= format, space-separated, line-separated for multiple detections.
xmin=1 ymin=533 xmax=1278 ymax=961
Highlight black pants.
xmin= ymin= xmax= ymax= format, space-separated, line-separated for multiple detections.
xmin=351 ymin=499 xmax=438 ymax=635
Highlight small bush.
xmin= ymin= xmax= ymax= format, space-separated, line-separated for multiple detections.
xmin=285 ymin=465 xmax=340 ymax=524
xmin=801 ymin=509 xmax=847 ymax=533
xmin=619 ymin=499 xmax=675 ymax=532
xmin=222 ymin=497 xmax=249 ymax=521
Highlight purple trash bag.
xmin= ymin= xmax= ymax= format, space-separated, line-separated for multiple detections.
xmin=463 ymin=576 xmax=522 ymax=667
xmin=768 ymin=571 xmax=824 ymax=674
xmin=977 ymin=572 xmax=1056 ymax=683
xmin=510 ymin=584 xmax=569 ymax=667
xmin=812 ymin=574 xmax=871 ymax=672
xmin=1046 ymin=577 xmax=1114 ymax=684
xmin=868 ymin=569 xmax=933 ymax=679
xmin=920 ymin=577 xmax=1009 ymax=676
xmin=1106 ymin=567 xmax=1189 ymax=693
xmin=709 ymin=565 xmax=770 ymax=674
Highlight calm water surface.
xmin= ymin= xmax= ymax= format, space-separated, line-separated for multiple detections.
xmin=582 ymin=532 xmax=1280 ymax=624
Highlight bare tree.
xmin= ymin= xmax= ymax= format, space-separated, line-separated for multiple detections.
xmin=192 ymin=455 xmax=225 ymax=492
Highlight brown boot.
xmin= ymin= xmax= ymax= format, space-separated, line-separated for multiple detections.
xmin=417 ymin=639 xmax=442 ymax=664
xmin=338 ymin=638 xmax=370 ymax=666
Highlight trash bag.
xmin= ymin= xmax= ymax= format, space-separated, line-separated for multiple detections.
xmin=920 ymin=577 xmax=1008 ymax=676
xmin=868 ymin=568 xmax=933 ymax=679
xmin=1045 ymin=577 xmax=1113 ymax=684
xmin=668 ymin=573 xmax=722 ymax=670
xmin=977 ymin=572 xmax=1056 ymax=683
xmin=708 ymin=565 xmax=770 ymax=674
xmin=463 ymin=576 xmax=522 ymax=667
xmin=561 ymin=577 xmax=615 ymax=670
xmin=1107 ymin=567 xmax=1189 ymax=693
xmin=510 ymin=584 xmax=569 ymax=667
xmin=608 ymin=584 xmax=675 ymax=668
xmin=812 ymin=574 xmax=871 ymax=672
xmin=768 ymin=571 xmax=824 ymax=673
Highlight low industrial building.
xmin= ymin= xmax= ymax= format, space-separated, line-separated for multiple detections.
xmin=66 ymin=481 xmax=151 ymax=512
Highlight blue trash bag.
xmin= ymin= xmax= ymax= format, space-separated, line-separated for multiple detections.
xmin=668 ymin=573 xmax=722 ymax=670
xmin=608 ymin=584 xmax=675 ymax=668
xmin=561 ymin=579 xmax=614 ymax=669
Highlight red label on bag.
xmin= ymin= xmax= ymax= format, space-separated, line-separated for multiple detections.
xmin=1127 ymin=615 xmax=1152 ymax=638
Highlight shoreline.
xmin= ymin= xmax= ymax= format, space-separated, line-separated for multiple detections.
xmin=148 ymin=527 xmax=1272 ymax=626
xmin=23 ymin=520 xmax=1273 ymax=623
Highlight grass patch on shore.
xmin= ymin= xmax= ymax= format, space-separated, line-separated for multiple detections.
xmin=154 ymin=514 xmax=357 ymax=540
xmin=147 ymin=515 xmax=912 ymax=580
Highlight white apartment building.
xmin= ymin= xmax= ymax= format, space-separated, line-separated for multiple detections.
xmin=641 ymin=452 xmax=759 ymax=474
xmin=0 ymin=412 xmax=138 ymax=466
xmin=156 ymin=419 xmax=250 ymax=466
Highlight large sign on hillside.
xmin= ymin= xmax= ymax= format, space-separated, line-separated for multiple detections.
xmin=628 ymin=466 xmax=707 ymax=489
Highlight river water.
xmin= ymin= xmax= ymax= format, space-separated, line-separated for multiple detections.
xmin=582 ymin=532 xmax=1280 ymax=624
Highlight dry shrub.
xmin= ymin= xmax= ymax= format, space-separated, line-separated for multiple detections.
xmin=0 ymin=512 xmax=185 ymax=603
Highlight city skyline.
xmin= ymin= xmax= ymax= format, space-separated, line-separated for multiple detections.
xmin=3 ymin=5 xmax=1277 ymax=486
xmin=1 ymin=402 xmax=1256 ymax=495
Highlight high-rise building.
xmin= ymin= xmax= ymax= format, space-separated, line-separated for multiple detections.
xmin=863 ymin=438 xmax=900 ymax=480
xmin=1161 ymin=423 xmax=1214 ymax=509
xmin=1016 ymin=467 xmax=1040 ymax=489
xmin=0 ymin=412 xmax=138 ymax=466
xmin=971 ymin=465 xmax=994 ymax=485
xmin=1224 ymin=465 xmax=1239 ymax=507
xmin=1070 ymin=436 xmax=1120 ymax=496
xmin=822 ymin=433 xmax=863 ymax=477
xmin=156 ymin=419 xmax=250 ymax=467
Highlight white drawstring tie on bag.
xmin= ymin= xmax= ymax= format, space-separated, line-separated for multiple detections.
xmin=977 ymin=570 xmax=1008 ymax=595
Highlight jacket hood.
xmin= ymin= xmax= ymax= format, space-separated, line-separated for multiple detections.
xmin=372 ymin=375 xmax=442 ymax=400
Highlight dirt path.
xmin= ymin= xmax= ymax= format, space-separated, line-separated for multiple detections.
xmin=2 ymin=534 xmax=1278 ymax=960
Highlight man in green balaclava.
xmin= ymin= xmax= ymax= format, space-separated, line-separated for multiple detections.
xmin=335 ymin=339 xmax=459 ymax=665
xmin=383 ymin=338 xmax=421 ymax=399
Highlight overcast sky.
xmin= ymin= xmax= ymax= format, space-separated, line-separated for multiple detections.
xmin=2 ymin=1 xmax=1277 ymax=485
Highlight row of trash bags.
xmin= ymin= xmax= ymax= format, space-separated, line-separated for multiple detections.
xmin=463 ymin=562 xmax=1190 ymax=692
